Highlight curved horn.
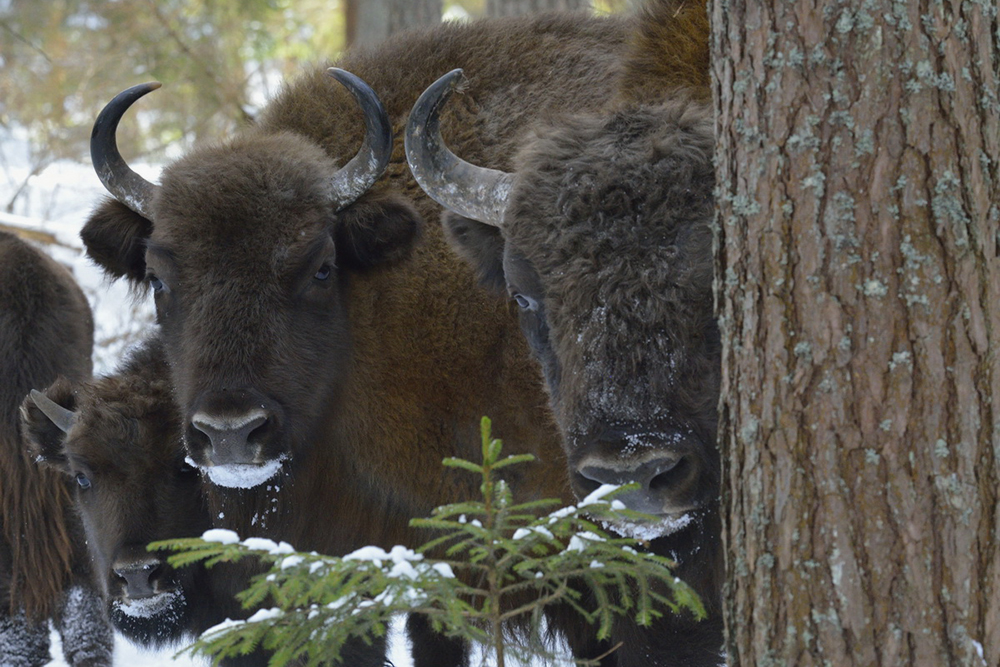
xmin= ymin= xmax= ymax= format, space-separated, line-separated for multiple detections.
xmin=91 ymin=82 xmax=162 ymax=220
xmin=29 ymin=390 xmax=77 ymax=434
xmin=325 ymin=68 xmax=393 ymax=211
xmin=405 ymin=69 xmax=513 ymax=227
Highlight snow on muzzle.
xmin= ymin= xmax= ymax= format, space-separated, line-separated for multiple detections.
xmin=186 ymin=389 xmax=288 ymax=487
xmin=572 ymin=428 xmax=705 ymax=521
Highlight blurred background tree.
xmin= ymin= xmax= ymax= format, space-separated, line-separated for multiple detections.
xmin=0 ymin=0 xmax=627 ymax=215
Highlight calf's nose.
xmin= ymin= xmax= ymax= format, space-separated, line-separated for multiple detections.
xmin=113 ymin=558 xmax=163 ymax=599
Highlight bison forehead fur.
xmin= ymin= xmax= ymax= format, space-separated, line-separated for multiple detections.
xmin=505 ymin=98 xmax=717 ymax=435
xmin=156 ymin=132 xmax=341 ymax=251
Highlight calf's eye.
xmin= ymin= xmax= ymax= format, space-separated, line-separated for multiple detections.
xmin=314 ymin=264 xmax=332 ymax=281
xmin=512 ymin=293 xmax=539 ymax=312
xmin=75 ymin=473 xmax=92 ymax=490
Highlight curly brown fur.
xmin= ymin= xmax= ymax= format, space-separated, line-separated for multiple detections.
xmin=619 ymin=0 xmax=711 ymax=104
xmin=506 ymin=99 xmax=717 ymax=441
xmin=0 ymin=232 xmax=93 ymax=622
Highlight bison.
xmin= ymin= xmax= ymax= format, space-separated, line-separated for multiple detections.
xmin=405 ymin=1 xmax=723 ymax=664
xmin=22 ymin=340 xmax=223 ymax=650
xmin=0 ymin=231 xmax=113 ymax=667
xmin=80 ymin=12 xmax=635 ymax=667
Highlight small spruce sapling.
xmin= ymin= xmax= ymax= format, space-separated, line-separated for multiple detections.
xmin=155 ymin=417 xmax=704 ymax=666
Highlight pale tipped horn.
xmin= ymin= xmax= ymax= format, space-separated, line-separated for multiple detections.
xmin=29 ymin=390 xmax=77 ymax=434
xmin=91 ymin=82 xmax=162 ymax=220
xmin=405 ymin=69 xmax=513 ymax=227
xmin=325 ymin=68 xmax=393 ymax=211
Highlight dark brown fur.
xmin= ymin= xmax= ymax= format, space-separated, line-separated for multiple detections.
xmin=0 ymin=231 xmax=112 ymax=666
xmin=438 ymin=1 xmax=722 ymax=664
xmin=80 ymin=13 xmax=633 ymax=667
xmin=0 ymin=232 xmax=93 ymax=621
xmin=618 ymin=0 xmax=711 ymax=104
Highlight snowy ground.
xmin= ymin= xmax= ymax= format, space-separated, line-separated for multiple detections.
xmin=46 ymin=617 xmax=419 ymax=667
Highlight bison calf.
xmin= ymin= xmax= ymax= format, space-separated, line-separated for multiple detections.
xmin=21 ymin=338 xmax=281 ymax=666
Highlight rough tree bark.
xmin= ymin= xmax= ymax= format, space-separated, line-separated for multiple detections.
xmin=484 ymin=0 xmax=591 ymax=16
xmin=712 ymin=0 xmax=999 ymax=665
xmin=344 ymin=0 xmax=442 ymax=48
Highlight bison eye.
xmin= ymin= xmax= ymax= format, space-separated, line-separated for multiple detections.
xmin=179 ymin=460 xmax=198 ymax=475
xmin=512 ymin=293 xmax=539 ymax=312
xmin=314 ymin=264 xmax=333 ymax=281
xmin=75 ymin=473 xmax=92 ymax=490
xmin=147 ymin=274 xmax=167 ymax=293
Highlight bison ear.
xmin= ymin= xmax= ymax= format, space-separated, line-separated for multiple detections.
xmin=20 ymin=378 xmax=77 ymax=472
xmin=334 ymin=192 xmax=423 ymax=271
xmin=441 ymin=211 xmax=507 ymax=293
xmin=80 ymin=197 xmax=152 ymax=285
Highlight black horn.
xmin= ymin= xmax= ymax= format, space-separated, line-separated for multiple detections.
xmin=405 ymin=69 xmax=513 ymax=227
xmin=91 ymin=82 xmax=162 ymax=220
xmin=325 ymin=68 xmax=393 ymax=211
xmin=29 ymin=390 xmax=77 ymax=434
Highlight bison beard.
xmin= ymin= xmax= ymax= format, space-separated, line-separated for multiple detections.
xmin=79 ymin=10 xmax=637 ymax=667
xmin=0 ymin=231 xmax=113 ymax=667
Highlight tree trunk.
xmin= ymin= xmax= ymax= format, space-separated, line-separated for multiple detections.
xmin=484 ymin=0 xmax=591 ymax=17
xmin=712 ymin=0 xmax=1000 ymax=666
xmin=344 ymin=0 xmax=441 ymax=48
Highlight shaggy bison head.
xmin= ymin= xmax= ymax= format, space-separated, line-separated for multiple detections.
xmin=20 ymin=341 xmax=215 ymax=647
xmin=82 ymin=71 xmax=421 ymax=488
xmin=407 ymin=71 xmax=719 ymax=537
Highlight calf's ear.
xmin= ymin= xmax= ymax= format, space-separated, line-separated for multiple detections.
xmin=335 ymin=192 xmax=423 ymax=271
xmin=441 ymin=211 xmax=506 ymax=293
xmin=80 ymin=197 xmax=152 ymax=285
xmin=20 ymin=378 xmax=77 ymax=472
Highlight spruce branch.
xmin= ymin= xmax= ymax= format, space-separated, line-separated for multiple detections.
xmin=154 ymin=416 xmax=704 ymax=666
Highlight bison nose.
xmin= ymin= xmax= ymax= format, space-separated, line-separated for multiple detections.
xmin=574 ymin=432 xmax=703 ymax=516
xmin=113 ymin=558 xmax=163 ymax=599
xmin=190 ymin=409 xmax=270 ymax=466
xmin=187 ymin=388 xmax=285 ymax=466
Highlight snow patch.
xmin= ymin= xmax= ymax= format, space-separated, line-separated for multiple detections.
xmin=599 ymin=513 xmax=694 ymax=541
xmin=565 ymin=531 xmax=605 ymax=553
xmin=112 ymin=590 xmax=185 ymax=619
xmin=579 ymin=483 xmax=621 ymax=507
xmin=246 ymin=608 xmax=284 ymax=623
xmin=344 ymin=545 xmax=422 ymax=567
xmin=432 ymin=563 xmax=455 ymax=579
xmin=202 ymin=528 xmax=240 ymax=544
xmin=201 ymin=455 xmax=287 ymax=488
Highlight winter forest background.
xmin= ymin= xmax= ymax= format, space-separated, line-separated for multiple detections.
xmin=3 ymin=0 xmax=998 ymax=666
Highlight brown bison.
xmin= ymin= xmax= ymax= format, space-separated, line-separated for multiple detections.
xmin=21 ymin=338 xmax=325 ymax=666
xmin=0 ymin=231 xmax=113 ymax=667
xmin=80 ymin=12 xmax=634 ymax=667
xmin=405 ymin=1 xmax=723 ymax=665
